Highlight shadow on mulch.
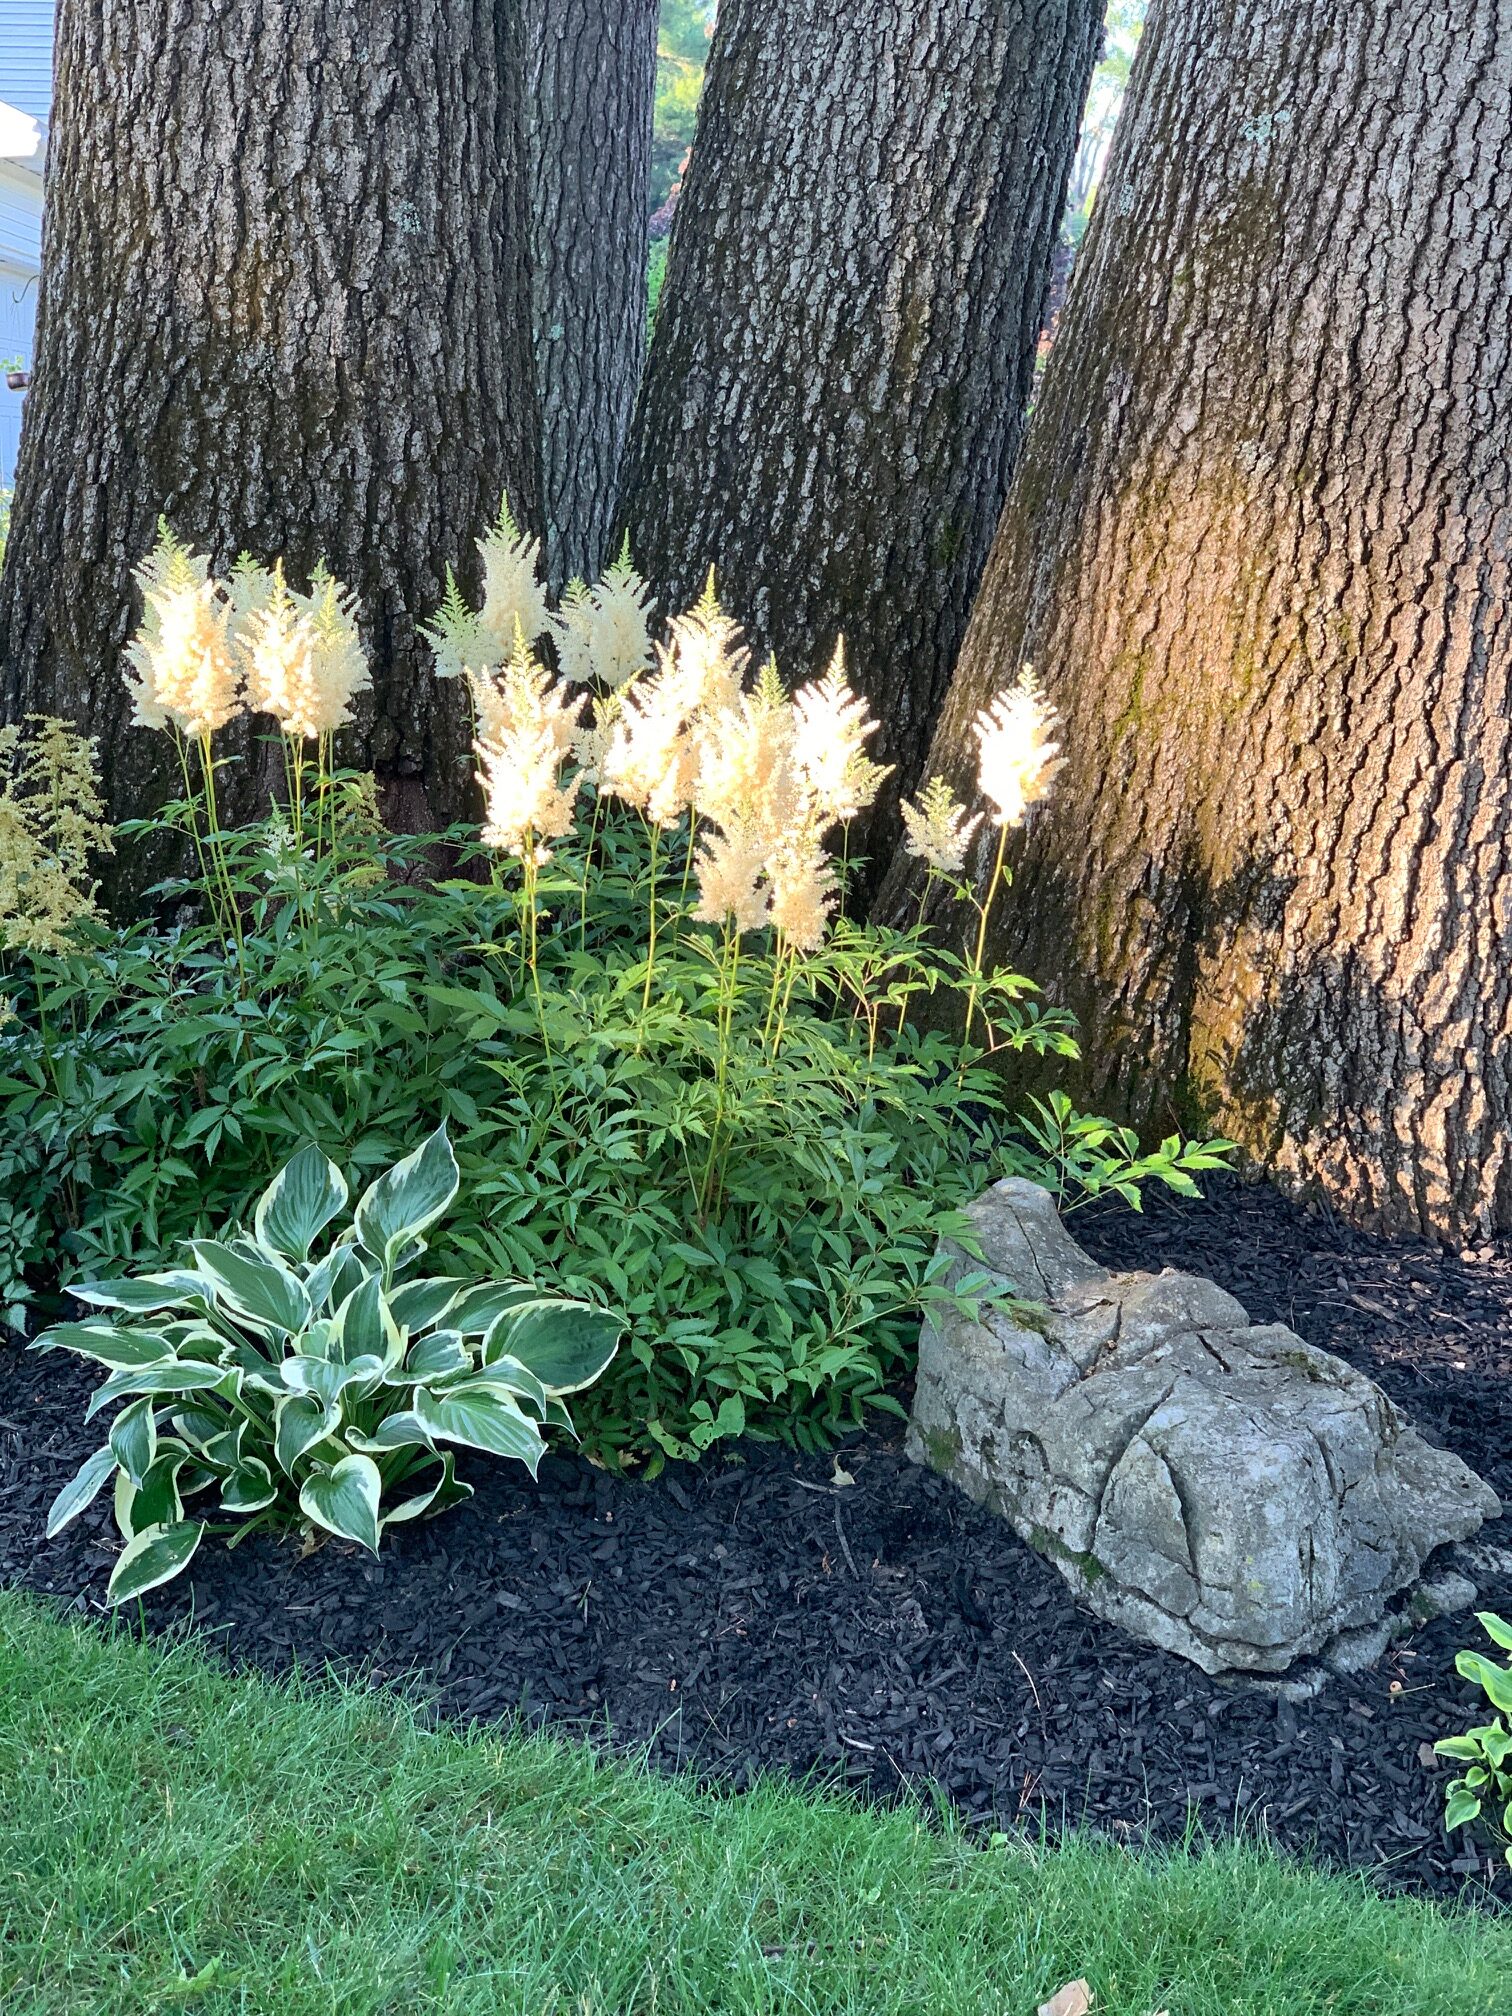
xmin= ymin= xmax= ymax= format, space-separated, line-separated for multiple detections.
xmin=1 ymin=1175 xmax=1508 ymax=1909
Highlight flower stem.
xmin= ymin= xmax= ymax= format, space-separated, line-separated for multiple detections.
xmin=962 ymin=822 xmax=1008 ymax=1048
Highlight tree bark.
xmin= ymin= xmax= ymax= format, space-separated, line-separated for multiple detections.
xmin=524 ymin=0 xmax=658 ymax=588
xmin=891 ymin=0 xmax=1512 ymax=1242
xmin=616 ymin=0 xmax=1102 ymax=882
xmin=0 ymin=0 xmax=540 ymax=837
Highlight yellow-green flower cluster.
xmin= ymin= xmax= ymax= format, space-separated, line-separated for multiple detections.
xmin=0 ymin=716 xmax=113 ymax=955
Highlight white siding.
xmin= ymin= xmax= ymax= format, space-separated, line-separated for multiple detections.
xmin=0 ymin=1 xmax=54 ymax=120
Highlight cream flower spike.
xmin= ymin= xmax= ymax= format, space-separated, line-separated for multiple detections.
xmin=422 ymin=496 xmax=551 ymax=680
xmin=971 ymin=665 xmax=1065 ymax=828
xmin=124 ymin=525 xmax=243 ymax=741
xmin=553 ymin=542 xmax=656 ymax=692
xmin=792 ymin=640 xmax=891 ymax=828
xmin=900 ymin=774 xmax=983 ymax=875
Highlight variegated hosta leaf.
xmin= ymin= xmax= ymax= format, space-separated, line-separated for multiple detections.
xmin=411 ymin=1383 xmax=545 ymax=1472
xmin=445 ymin=1281 xmax=537 ymax=1335
xmin=85 ymin=1361 xmax=237 ymax=1422
xmin=468 ymin=1353 xmax=550 ymax=1419
xmin=33 ymin=1323 xmax=174 ymax=1370
xmin=381 ymin=1452 xmax=472 ymax=1529
xmin=220 ymin=1458 xmax=277 ymax=1515
xmin=300 ymin=1454 xmax=382 ymax=1553
xmin=304 ymin=1239 xmax=366 ymax=1315
xmin=128 ymin=1451 xmax=188 ymax=1535
xmin=388 ymin=1277 xmax=463 ymax=1332
xmin=45 ymin=1444 xmax=116 ymax=1538
xmin=107 ymin=1520 xmax=204 ymax=1605
xmin=346 ymin=1412 xmax=436 ymax=1456
xmin=280 ymin=1354 xmax=383 ymax=1408
xmin=401 ymin=1329 xmax=470 ymax=1383
xmin=274 ymin=1392 xmax=342 ymax=1476
xmin=332 ymin=1273 xmax=403 ymax=1370
xmin=254 ymin=1143 xmax=349 ymax=1265
xmin=108 ymin=1395 xmax=157 ymax=1486
xmin=353 ymin=1125 xmax=459 ymax=1270
xmin=189 ymin=1239 xmax=311 ymax=1336
xmin=70 ymin=1271 xmax=208 ymax=1313
xmin=485 ymin=1300 xmax=622 ymax=1395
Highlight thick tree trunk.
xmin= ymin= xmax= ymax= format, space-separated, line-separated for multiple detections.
xmin=524 ymin=0 xmax=658 ymax=587
xmin=0 ymin=0 xmax=540 ymax=837
xmin=892 ymin=0 xmax=1512 ymax=1242
xmin=616 ymin=0 xmax=1101 ymax=881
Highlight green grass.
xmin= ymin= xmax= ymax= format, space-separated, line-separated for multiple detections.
xmin=0 ymin=1592 xmax=1506 ymax=2014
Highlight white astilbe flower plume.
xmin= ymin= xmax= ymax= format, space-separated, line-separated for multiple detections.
xmin=473 ymin=629 xmax=584 ymax=861
xmin=972 ymin=666 xmax=1064 ymax=827
xmin=124 ymin=526 xmax=244 ymax=741
xmin=766 ymin=838 xmax=837 ymax=954
xmin=900 ymin=774 xmax=983 ymax=875
xmin=791 ymin=641 xmax=891 ymax=827
xmin=662 ymin=573 xmax=749 ymax=719
xmin=552 ymin=546 xmax=656 ymax=691
xmin=241 ymin=562 xmax=370 ymax=741
xmin=692 ymin=819 xmax=771 ymax=937
xmin=422 ymin=497 xmax=551 ymax=679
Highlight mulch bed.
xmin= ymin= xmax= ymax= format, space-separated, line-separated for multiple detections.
xmin=2 ymin=1175 xmax=1509 ymax=1907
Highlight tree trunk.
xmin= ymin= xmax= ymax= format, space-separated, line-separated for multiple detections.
xmin=616 ymin=0 xmax=1102 ymax=883
xmin=0 ymin=0 xmax=540 ymax=839
xmin=524 ymin=0 xmax=659 ymax=588
xmin=891 ymin=0 xmax=1512 ymax=1242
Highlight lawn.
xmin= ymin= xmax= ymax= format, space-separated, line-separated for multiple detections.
xmin=0 ymin=1591 xmax=1506 ymax=2015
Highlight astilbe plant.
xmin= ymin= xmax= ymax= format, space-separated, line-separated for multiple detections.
xmin=36 ymin=1126 xmax=620 ymax=1601
xmin=0 ymin=510 xmax=1229 ymax=1469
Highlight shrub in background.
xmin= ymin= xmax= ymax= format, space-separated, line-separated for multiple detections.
xmin=0 ymin=512 xmax=1228 ymax=1465
xmin=37 ymin=1126 xmax=620 ymax=1600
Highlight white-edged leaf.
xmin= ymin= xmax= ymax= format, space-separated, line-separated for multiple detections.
xmin=304 ymin=1240 xmax=366 ymax=1314
xmin=274 ymin=1392 xmax=340 ymax=1476
xmin=189 ymin=1239 xmax=311 ymax=1335
xmin=389 ymin=1277 xmax=464 ymax=1331
xmin=32 ymin=1323 xmax=173 ymax=1370
xmin=446 ymin=1281 xmax=536 ymax=1335
xmin=346 ymin=1411 xmax=436 ymax=1455
xmin=280 ymin=1353 xmax=383 ymax=1406
xmin=300 ymin=1454 xmax=381 ymax=1553
xmin=332 ymin=1273 xmax=403 ymax=1369
xmin=402 ymin=1329 xmax=471 ymax=1382
xmin=382 ymin=1451 xmax=472 ymax=1529
xmin=465 ymin=1355 xmax=550 ymax=1418
xmin=70 ymin=1271 xmax=207 ymax=1313
xmin=107 ymin=1520 xmax=203 ymax=1605
xmin=412 ymin=1383 xmax=544 ymax=1472
xmin=353 ymin=1126 xmax=459 ymax=1268
xmin=85 ymin=1361 xmax=236 ymax=1421
xmin=486 ymin=1299 xmax=621 ymax=1395
xmin=220 ymin=1458 xmax=277 ymax=1515
xmin=108 ymin=1396 xmax=157 ymax=1487
xmin=254 ymin=1144 xmax=349 ymax=1264
xmin=45 ymin=1444 xmax=117 ymax=1537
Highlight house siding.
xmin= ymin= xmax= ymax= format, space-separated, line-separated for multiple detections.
xmin=0 ymin=1 xmax=54 ymax=121
xmin=0 ymin=0 xmax=51 ymax=480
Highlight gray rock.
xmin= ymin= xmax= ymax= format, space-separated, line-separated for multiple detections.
xmin=907 ymin=1180 xmax=1502 ymax=1675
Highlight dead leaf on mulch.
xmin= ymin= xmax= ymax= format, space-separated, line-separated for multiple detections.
xmin=1037 ymin=1981 xmax=1092 ymax=2016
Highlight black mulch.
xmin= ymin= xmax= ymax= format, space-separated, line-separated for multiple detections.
xmin=2 ymin=1175 xmax=1510 ymax=1907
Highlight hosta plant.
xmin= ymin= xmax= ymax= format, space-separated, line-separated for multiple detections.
xmin=34 ymin=1126 xmax=620 ymax=1604
xmin=1435 ymin=1610 xmax=1512 ymax=1866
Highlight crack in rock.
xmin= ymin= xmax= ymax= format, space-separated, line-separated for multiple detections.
xmin=906 ymin=1180 xmax=1502 ymax=1676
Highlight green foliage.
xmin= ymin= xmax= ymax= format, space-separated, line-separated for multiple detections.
xmin=1436 ymin=1611 xmax=1512 ymax=1865
xmin=652 ymin=0 xmax=715 ymax=211
xmin=5 ymin=1591 xmax=1511 ymax=2016
xmin=1 ymin=764 xmax=1227 ymax=1464
xmin=647 ymin=237 xmax=669 ymax=337
xmin=34 ymin=1128 xmax=620 ymax=1600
